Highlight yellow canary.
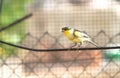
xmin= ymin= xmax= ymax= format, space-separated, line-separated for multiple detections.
xmin=61 ymin=27 xmax=98 ymax=47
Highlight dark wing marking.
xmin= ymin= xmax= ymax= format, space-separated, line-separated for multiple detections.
xmin=73 ymin=30 xmax=80 ymax=37
xmin=73 ymin=29 xmax=91 ymax=38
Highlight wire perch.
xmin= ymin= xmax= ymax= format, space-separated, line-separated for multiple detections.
xmin=0 ymin=40 xmax=120 ymax=52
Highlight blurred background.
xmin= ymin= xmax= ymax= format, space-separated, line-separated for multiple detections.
xmin=0 ymin=0 xmax=120 ymax=78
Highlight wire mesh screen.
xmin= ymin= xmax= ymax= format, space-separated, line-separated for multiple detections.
xmin=0 ymin=0 xmax=120 ymax=78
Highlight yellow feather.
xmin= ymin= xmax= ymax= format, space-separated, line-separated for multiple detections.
xmin=63 ymin=30 xmax=82 ymax=43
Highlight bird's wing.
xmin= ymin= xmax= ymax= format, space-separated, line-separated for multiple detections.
xmin=73 ymin=30 xmax=90 ymax=38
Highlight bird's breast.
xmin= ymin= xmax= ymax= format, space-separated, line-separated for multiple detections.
xmin=63 ymin=31 xmax=74 ymax=39
xmin=63 ymin=31 xmax=82 ymax=43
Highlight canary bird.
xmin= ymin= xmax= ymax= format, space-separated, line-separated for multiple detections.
xmin=61 ymin=27 xmax=98 ymax=47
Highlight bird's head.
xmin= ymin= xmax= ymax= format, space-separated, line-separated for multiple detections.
xmin=61 ymin=27 xmax=71 ymax=32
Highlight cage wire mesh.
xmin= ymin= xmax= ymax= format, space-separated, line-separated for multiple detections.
xmin=0 ymin=0 xmax=120 ymax=78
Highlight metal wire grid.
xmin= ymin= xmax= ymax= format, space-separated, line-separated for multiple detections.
xmin=0 ymin=0 xmax=120 ymax=78
xmin=0 ymin=30 xmax=120 ymax=78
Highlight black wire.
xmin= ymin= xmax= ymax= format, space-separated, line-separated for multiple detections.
xmin=0 ymin=40 xmax=120 ymax=52
xmin=0 ymin=13 xmax=33 ymax=32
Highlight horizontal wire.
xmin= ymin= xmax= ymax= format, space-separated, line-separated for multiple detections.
xmin=0 ymin=40 xmax=120 ymax=52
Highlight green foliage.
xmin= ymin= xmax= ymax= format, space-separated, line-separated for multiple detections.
xmin=0 ymin=0 xmax=32 ymax=57
xmin=103 ymin=49 xmax=120 ymax=62
xmin=1 ymin=0 xmax=32 ymax=25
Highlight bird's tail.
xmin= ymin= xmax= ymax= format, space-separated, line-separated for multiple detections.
xmin=89 ymin=40 xmax=98 ymax=47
